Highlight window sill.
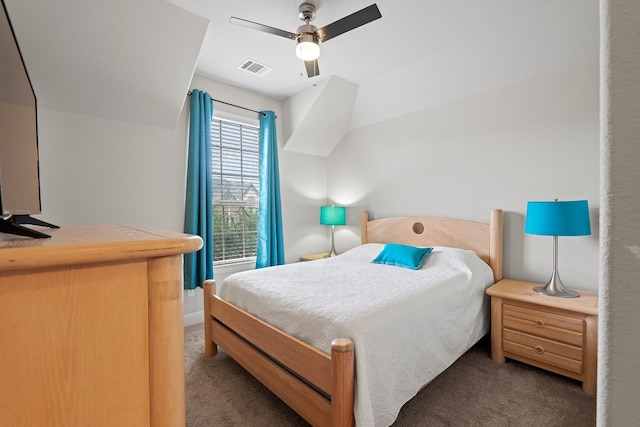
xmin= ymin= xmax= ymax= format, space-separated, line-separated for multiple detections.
xmin=214 ymin=259 xmax=255 ymax=277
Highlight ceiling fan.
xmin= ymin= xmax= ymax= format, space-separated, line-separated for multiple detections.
xmin=230 ymin=3 xmax=382 ymax=78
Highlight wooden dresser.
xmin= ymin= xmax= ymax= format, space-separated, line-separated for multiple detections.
xmin=0 ymin=224 xmax=202 ymax=426
xmin=486 ymin=279 xmax=598 ymax=396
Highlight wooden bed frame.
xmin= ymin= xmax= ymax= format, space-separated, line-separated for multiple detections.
xmin=204 ymin=209 xmax=503 ymax=427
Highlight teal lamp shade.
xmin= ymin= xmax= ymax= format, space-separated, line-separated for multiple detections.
xmin=320 ymin=205 xmax=345 ymax=256
xmin=525 ymin=200 xmax=591 ymax=236
xmin=525 ymin=199 xmax=591 ymax=298
xmin=320 ymin=205 xmax=346 ymax=226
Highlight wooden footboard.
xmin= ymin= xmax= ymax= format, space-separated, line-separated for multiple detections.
xmin=203 ymin=280 xmax=355 ymax=427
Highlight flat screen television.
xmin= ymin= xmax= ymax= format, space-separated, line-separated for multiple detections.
xmin=0 ymin=0 xmax=57 ymax=238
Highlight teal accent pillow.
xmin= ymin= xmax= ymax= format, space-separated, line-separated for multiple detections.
xmin=372 ymin=243 xmax=434 ymax=270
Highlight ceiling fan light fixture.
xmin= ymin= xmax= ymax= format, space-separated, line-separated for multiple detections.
xmin=296 ymin=33 xmax=320 ymax=61
xmin=230 ymin=3 xmax=382 ymax=77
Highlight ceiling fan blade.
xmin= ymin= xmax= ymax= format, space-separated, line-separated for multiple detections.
xmin=304 ymin=60 xmax=320 ymax=78
xmin=316 ymin=4 xmax=382 ymax=42
xmin=229 ymin=16 xmax=297 ymax=40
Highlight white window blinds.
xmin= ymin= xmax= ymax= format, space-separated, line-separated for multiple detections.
xmin=211 ymin=118 xmax=260 ymax=262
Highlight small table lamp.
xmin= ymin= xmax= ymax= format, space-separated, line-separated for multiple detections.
xmin=320 ymin=205 xmax=346 ymax=257
xmin=525 ymin=199 xmax=591 ymax=298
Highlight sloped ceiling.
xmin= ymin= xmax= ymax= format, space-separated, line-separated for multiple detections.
xmin=282 ymin=75 xmax=358 ymax=157
xmin=3 ymin=0 xmax=599 ymax=155
xmin=172 ymin=0 xmax=599 ymax=131
xmin=4 ymin=0 xmax=208 ymax=128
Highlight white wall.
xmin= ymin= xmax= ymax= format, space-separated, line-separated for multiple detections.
xmin=36 ymin=75 xmax=328 ymax=326
xmin=599 ymin=0 xmax=640 ymax=424
xmin=35 ymin=61 xmax=602 ymax=325
xmin=38 ymin=109 xmax=189 ymax=230
xmin=188 ymin=75 xmax=330 ymax=264
xmin=328 ymin=61 xmax=600 ymax=291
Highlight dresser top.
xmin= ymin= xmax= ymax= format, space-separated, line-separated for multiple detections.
xmin=0 ymin=224 xmax=203 ymax=271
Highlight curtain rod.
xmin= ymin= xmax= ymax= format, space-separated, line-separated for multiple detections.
xmin=187 ymin=91 xmax=274 ymax=117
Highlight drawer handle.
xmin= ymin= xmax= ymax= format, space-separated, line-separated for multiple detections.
xmin=535 ymin=320 xmax=545 ymax=328
xmin=535 ymin=345 xmax=545 ymax=354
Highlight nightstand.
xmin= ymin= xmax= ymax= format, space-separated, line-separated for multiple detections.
xmin=299 ymin=252 xmax=330 ymax=261
xmin=486 ymin=279 xmax=598 ymax=395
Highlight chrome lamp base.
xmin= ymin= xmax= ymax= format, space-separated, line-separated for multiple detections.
xmin=328 ymin=225 xmax=337 ymax=257
xmin=534 ymin=269 xmax=579 ymax=298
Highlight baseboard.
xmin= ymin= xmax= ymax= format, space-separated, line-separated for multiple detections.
xmin=184 ymin=310 xmax=204 ymax=327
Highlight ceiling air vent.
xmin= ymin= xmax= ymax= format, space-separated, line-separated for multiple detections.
xmin=238 ymin=59 xmax=272 ymax=76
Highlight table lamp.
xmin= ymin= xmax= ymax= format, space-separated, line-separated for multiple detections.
xmin=320 ymin=205 xmax=346 ymax=257
xmin=524 ymin=199 xmax=591 ymax=298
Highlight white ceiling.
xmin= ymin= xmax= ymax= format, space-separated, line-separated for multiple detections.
xmin=4 ymin=0 xmax=599 ymax=131
xmin=171 ymin=0 xmax=600 ymax=129
xmin=4 ymin=0 xmax=208 ymax=128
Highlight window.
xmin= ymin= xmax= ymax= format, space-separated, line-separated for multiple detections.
xmin=211 ymin=118 xmax=260 ymax=263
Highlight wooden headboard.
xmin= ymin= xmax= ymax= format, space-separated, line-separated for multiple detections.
xmin=360 ymin=209 xmax=503 ymax=281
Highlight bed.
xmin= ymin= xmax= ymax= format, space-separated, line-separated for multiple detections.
xmin=204 ymin=209 xmax=503 ymax=426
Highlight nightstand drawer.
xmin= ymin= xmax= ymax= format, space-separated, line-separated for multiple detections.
xmin=503 ymin=329 xmax=583 ymax=374
xmin=503 ymin=303 xmax=584 ymax=346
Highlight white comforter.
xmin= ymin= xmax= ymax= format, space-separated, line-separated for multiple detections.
xmin=218 ymin=244 xmax=494 ymax=426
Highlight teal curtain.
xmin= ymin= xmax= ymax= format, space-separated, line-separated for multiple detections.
xmin=256 ymin=111 xmax=285 ymax=268
xmin=183 ymin=89 xmax=213 ymax=289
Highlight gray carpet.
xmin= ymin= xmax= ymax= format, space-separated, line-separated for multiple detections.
xmin=184 ymin=324 xmax=596 ymax=426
